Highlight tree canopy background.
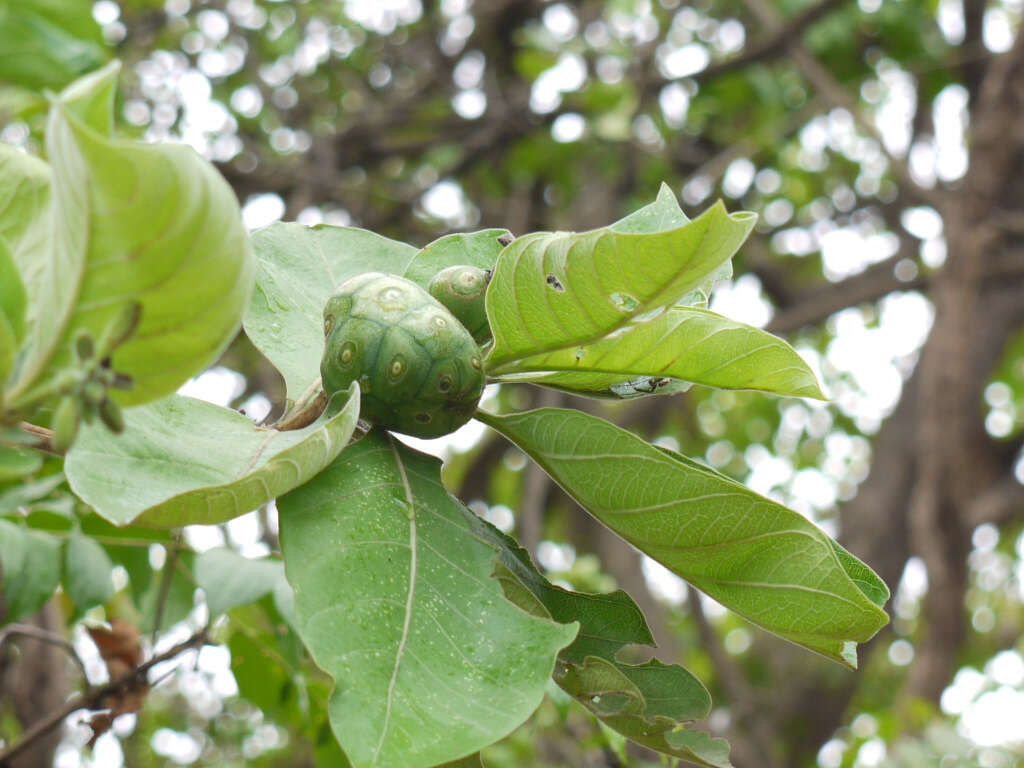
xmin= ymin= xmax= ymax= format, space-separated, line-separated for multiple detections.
xmin=1 ymin=0 xmax=1023 ymax=766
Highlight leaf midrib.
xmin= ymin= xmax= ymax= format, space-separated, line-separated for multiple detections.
xmin=374 ymin=435 xmax=418 ymax=765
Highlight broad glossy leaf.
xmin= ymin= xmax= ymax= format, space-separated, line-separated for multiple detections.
xmin=485 ymin=200 xmax=756 ymax=374
xmin=478 ymin=408 xmax=890 ymax=668
xmin=63 ymin=530 xmax=114 ymax=615
xmin=195 ymin=548 xmax=288 ymax=617
xmin=472 ymin=513 xmax=730 ymax=767
xmin=7 ymin=62 xmax=254 ymax=407
xmin=0 ymin=519 xmax=60 ymax=623
xmin=402 ymin=228 xmax=510 ymax=289
xmin=278 ymin=431 xmax=577 ymax=768
xmin=65 ymin=383 xmax=360 ymax=528
xmin=0 ymin=5 xmax=105 ymax=91
xmin=493 ymin=307 xmax=824 ymax=400
xmin=244 ymin=222 xmax=416 ymax=402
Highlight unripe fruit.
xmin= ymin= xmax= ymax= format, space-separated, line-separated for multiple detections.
xmin=53 ymin=395 xmax=81 ymax=453
xmin=321 ymin=273 xmax=485 ymax=438
xmin=98 ymin=398 xmax=125 ymax=434
xmin=427 ymin=265 xmax=491 ymax=343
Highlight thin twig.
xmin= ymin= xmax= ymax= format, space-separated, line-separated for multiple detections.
xmin=2 ymin=422 xmax=62 ymax=457
xmin=149 ymin=541 xmax=181 ymax=646
xmin=16 ymin=422 xmax=51 ymax=441
xmin=0 ymin=629 xmax=208 ymax=767
xmin=0 ymin=624 xmax=90 ymax=688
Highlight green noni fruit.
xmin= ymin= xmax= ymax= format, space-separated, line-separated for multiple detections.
xmin=320 ymin=272 xmax=485 ymax=438
xmin=427 ymin=265 xmax=491 ymax=343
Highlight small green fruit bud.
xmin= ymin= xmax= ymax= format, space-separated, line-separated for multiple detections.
xmin=74 ymin=331 xmax=96 ymax=363
xmin=52 ymin=396 xmax=81 ymax=453
xmin=427 ymin=265 xmax=491 ymax=343
xmin=98 ymin=398 xmax=125 ymax=434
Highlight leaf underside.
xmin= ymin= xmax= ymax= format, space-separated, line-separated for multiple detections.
xmin=478 ymin=407 xmax=889 ymax=669
xmin=498 ymin=306 xmax=824 ymax=400
xmin=64 ymin=383 xmax=360 ymax=528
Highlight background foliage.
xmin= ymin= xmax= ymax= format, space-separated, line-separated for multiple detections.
xmin=1 ymin=0 xmax=1024 ymax=767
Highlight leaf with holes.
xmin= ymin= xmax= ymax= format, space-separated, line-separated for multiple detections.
xmin=484 ymin=196 xmax=756 ymax=375
xmin=478 ymin=408 xmax=889 ymax=668
xmin=277 ymin=431 xmax=577 ymax=768
xmin=608 ymin=184 xmax=735 ymax=309
xmin=491 ymin=306 xmax=824 ymax=400
xmin=64 ymin=383 xmax=360 ymax=528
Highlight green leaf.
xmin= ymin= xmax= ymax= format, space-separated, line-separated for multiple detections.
xmin=0 ymin=446 xmax=43 ymax=480
xmin=609 ymin=182 xmax=690 ymax=234
xmin=195 ymin=548 xmax=288 ymax=618
xmin=0 ymin=5 xmax=105 ymax=91
xmin=609 ymin=185 xmax=736 ymax=309
xmin=0 ymin=143 xmax=51 ymax=392
xmin=558 ymin=658 xmax=732 ymax=768
xmin=499 ymin=370 xmax=693 ymax=400
xmin=493 ymin=307 xmax=824 ymax=400
xmin=471 ymin=513 xmax=730 ymax=767
xmin=65 ymin=383 xmax=360 ymax=528
xmin=278 ymin=431 xmax=577 ymax=768
xmin=477 ymin=408 xmax=890 ymax=668
xmin=0 ymin=239 xmax=26 ymax=387
xmin=401 ymin=228 xmax=510 ymax=289
xmin=63 ymin=530 xmax=114 ymax=615
xmin=0 ymin=519 xmax=60 ymax=623
xmin=484 ymin=200 xmax=757 ymax=374
xmin=0 ymin=237 xmax=26 ymax=343
xmin=229 ymin=623 xmax=292 ymax=714
xmin=244 ymin=223 xmax=416 ymax=403
xmin=436 ymin=755 xmax=485 ymax=768
xmin=0 ymin=312 xmax=14 ymax=390
xmin=0 ymin=473 xmax=64 ymax=514
xmin=6 ymin=62 xmax=254 ymax=408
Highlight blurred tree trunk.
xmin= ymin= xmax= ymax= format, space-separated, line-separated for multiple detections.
xmin=0 ymin=599 xmax=68 ymax=768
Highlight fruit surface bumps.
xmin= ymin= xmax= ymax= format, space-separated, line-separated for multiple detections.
xmin=427 ymin=265 xmax=491 ymax=343
xmin=320 ymin=272 xmax=485 ymax=438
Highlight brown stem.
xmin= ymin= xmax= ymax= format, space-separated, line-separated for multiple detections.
xmin=0 ymin=624 xmax=90 ymax=688
xmin=0 ymin=629 xmax=208 ymax=767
